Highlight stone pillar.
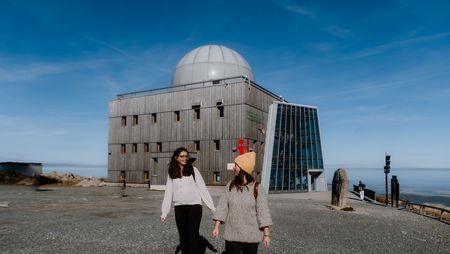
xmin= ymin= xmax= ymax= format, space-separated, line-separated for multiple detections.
xmin=331 ymin=168 xmax=348 ymax=207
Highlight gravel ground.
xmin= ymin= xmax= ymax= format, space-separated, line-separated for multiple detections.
xmin=0 ymin=185 xmax=449 ymax=254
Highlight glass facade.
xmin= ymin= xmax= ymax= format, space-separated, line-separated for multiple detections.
xmin=268 ymin=104 xmax=324 ymax=192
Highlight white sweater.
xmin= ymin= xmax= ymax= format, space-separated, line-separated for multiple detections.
xmin=161 ymin=167 xmax=215 ymax=219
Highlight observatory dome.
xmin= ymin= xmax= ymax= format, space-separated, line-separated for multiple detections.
xmin=171 ymin=45 xmax=254 ymax=86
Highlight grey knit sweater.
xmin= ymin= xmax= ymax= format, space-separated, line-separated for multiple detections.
xmin=213 ymin=181 xmax=273 ymax=243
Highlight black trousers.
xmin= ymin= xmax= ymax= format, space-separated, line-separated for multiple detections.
xmin=225 ymin=241 xmax=259 ymax=254
xmin=174 ymin=204 xmax=202 ymax=254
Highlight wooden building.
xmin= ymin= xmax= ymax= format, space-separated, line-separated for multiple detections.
xmin=108 ymin=76 xmax=282 ymax=185
xmin=108 ymin=45 xmax=326 ymax=191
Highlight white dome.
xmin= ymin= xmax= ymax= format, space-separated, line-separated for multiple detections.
xmin=171 ymin=45 xmax=254 ymax=86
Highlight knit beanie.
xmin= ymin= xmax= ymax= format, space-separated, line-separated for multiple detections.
xmin=234 ymin=152 xmax=256 ymax=174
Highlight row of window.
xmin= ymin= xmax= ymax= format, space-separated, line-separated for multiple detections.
xmin=121 ymin=102 xmax=225 ymax=127
xmin=119 ymin=140 xmax=221 ymax=154
xmin=121 ymin=143 xmax=160 ymax=154
xmin=120 ymin=170 xmax=153 ymax=181
xmin=122 ymin=114 xmax=156 ymax=126
xmin=119 ymin=170 xmax=223 ymax=183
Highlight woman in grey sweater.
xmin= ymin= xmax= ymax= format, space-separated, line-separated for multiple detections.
xmin=212 ymin=151 xmax=272 ymax=254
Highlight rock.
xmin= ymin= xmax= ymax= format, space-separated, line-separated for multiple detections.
xmin=75 ymin=179 xmax=103 ymax=187
xmin=341 ymin=206 xmax=354 ymax=211
xmin=331 ymin=168 xmax=348 ymax=207
xmin=0 ymin=170 xmax=35 ymax=185
xmin=1 ymin=170 xmax=105 ymax=187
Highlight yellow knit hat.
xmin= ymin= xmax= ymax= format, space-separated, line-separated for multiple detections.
xmin=234 ymin=152 xmax=256 ymax=174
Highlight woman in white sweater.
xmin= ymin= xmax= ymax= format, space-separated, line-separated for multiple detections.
xmin=213 ymin=151 xmax=272 ymax=254
xmin=161 ymin=147 xmax=215 ymax=254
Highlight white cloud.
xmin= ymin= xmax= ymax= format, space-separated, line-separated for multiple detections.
xmin=310 ymin=59 xmax=448 ymax=102
xmin=352 ymin=31 xmax=450 ymax=59
xmin=309 ymin=78 xmax=404 ymax=101
xmin=313 ymin=42 xmax=335 ymax=53
xmin=327 ymin=25 xmax=352 ymax=38
xmin=84 ymin=35 xmax=135 ymax=59
xmin=285 ymin=4 xmax=315 ymax=18
xmin=338 ymin=112 xmax=429 ymax=125
xmin=0 ymin=58 xmax=108 ymax=82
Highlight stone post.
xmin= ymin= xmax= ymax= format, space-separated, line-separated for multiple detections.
xmin=331 ymin=168 xmax=348 ymax=207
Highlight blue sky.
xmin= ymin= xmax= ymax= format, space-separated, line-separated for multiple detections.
xmin=1 ymin=0 xmax=450 ymax=176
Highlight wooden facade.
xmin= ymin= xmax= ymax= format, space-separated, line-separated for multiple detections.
xmin=108 ymin=77 xmax=282 ymax=185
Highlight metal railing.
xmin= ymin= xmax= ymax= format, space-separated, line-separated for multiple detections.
xmin=406 ymin=202 xmax=450 ymax=223
xmin=352 ymin=185 xmax=376 ymax=201
xmin=115 ymin=76 xmax=285 ymax=101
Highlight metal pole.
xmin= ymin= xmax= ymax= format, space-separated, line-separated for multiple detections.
xmin=384 ymin=152 xmax=390 ymax=206
xmin=396 ymin=182 xmax=400 ymax=207
xmin=385 ymin=171 xmax=388 ymax=205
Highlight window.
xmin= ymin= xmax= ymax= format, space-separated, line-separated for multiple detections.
xmin=194 ymin=141 xmax=200 ymax=151
xmin=133 ymin=115 xmax=138 ymax=125
xmin=192 ymin=105 xmax=200 ymax=119
xmin=157 ymin=142 xmax=162 ymax=152
xmin=214 ymin=171 xmax=221 ymax=183
xmin=121 ymin=116 xmax=127 ymax=126
xmin=175 ymin=111 xmax=180 ymax=121
xmin=132 ymin=143 xmax=137 ymax=153
xmin=152 ymin=113 xmax=157 ymax=123
xmin=214 ymin=140 xmax=220 ymax=151
xmin=121 ymin=144 xmax=126 ymax=154
xmin=153 ymin=158 xmax=159 ymax=173
xmin=195 ymin=108 xmax=200 ymax=119
xmin=216 ymin=102 xmax=224 ymax=117
xmin=144 ymin=143 xmax=149 ymax=153
xmin=212 ymin=80 xmax=220 ymax=85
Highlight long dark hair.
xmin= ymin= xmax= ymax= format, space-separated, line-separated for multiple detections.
xmin=229 ymin=167 xmax=255 ymax=192
xmin=168 ymin=147 xmax=194 ymax=179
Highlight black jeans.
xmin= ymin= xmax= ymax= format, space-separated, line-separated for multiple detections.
xmin=225 ymin=241 xmax=259 ymax=254
xmin=174 ymin=204 xmax=202 ymax=254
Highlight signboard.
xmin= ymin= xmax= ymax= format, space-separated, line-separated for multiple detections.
xmin=246 ymin=110 xmax=264 ymax=124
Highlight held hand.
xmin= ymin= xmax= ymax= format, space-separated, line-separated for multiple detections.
xmin=263 ymin=235 xmax=270 ymax=248
xmin=212 ymin=227 xmax=219 ymax=239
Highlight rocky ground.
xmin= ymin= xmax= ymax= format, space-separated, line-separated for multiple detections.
xmin=0 ymin=185 xmax=449 ymax=254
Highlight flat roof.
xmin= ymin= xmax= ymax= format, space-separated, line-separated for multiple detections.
xmin=115 ymin=76 xmax=286 ymax=102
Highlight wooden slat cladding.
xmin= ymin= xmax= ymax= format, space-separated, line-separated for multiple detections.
xmin=108 ymin=78 xmax=282 ymax=184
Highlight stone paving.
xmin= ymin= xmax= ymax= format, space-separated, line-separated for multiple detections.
xmin=0 ymin=185 xmax=449 ymax=254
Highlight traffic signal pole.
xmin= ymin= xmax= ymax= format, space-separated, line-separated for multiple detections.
xmin=384 ymin=153 xmax=391 ymax=206
xmin=385 ymin=170 xmax=388 ymax=205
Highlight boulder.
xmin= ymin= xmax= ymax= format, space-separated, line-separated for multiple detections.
xmin=331 ymin=168 xmax=348 ymax=207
